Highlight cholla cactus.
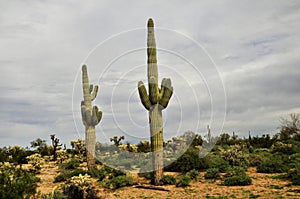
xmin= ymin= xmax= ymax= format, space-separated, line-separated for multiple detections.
xmin=81 ymin=65 xmax=102 ymax=170
xmin=55 ymin=149 xmax=67 ymax=164
xmin=26 ymin=153 xmax=45 ymax=173
xmin=118 ymin=144 xmax=138 ymax=152
xmin=271 ymin=141 xmax=293 ymax=154
xmin=137 ymin=18 xmax=173 ymax=185
xmin=71 ymin=138 xmax=86 ymax=160
xmin=220 ymin=144 xmax=249 ymax=168
xmin=69 ymin=174 xmax=93 ymax=199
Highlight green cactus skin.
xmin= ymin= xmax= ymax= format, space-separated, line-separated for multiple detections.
xmin=81 ymin=65 xmax=102 ymax=170
xmin=138 ymin=18 xmax=173 ymax=185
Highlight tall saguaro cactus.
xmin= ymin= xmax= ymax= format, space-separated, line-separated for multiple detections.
xmin=138 ymin=18 xmax=173 ymax=185
xmin=81 ymin=65 xmax=102 ymax=170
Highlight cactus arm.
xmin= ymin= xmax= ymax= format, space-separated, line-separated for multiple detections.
xmin=138 ymin=81 xmax=152 ymax=110
xmin=91 ymin=106 xmax=102 ymax=126
xmin=91 ymin=85 xmax=98 ymax=101
xmin=159 ymin=78 xmax=173 ymax=108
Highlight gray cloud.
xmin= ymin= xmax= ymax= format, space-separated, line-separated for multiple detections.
xmin=0 ymin=0 xmax=300 ymax=146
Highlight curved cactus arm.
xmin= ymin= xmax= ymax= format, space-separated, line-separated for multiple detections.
xmin=159 ymin=78 xmax=173 ymax=108
xmin=138 ymin=81 xmax=152 ymax=110
xmin=91 ymin=85 xmax=98 ymax=101
xmin=91 ymin=105 xmax=102 ymax=126
xmin=89 ymin=84 xmax=93 ymax=94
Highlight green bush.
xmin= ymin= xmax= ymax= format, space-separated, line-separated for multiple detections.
xmin=186 ymin=169 xmax=199 ymax=180
xmin=207 ymin=154 xmax=230 ymax=172
xmin=223 ymin=175 xmax=252 ymax=186
xmin=54 ymin=174 xmax=67 ymax=183
xmin=288 ymin=167 xmax=300 ymax=185
xmin=54 ymin=169 xmax=89 ymax=183
xmin=59 ymin=158 xmax=80 ymax=170
xmin=257 ymin=156 xmax=288 ymax=173
xmin=204 ymin=168 xmax=220 ymax=179
xmin=224 ymin=166 xmax=245 ymax=177
xmin=248 ymin=154 xmax=263 ymax=167
xmin=0 ymin=164 xmax=40 ymax=199
xmin=87 ymin=168 xmax=106 ymax=181
xmin=165 ymin=147 xmax=209 ymax=172
xmin=162 ymin=175 xmax=176 ymax=185
xmin=176 ymin=174 xmax=191 ymax=187
xmin=104 ymin=175 xmax=134 ymax=189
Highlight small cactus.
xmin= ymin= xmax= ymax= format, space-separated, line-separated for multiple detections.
xmin=81 ymin=65 xmax=102 ymax=170
xmin=138 ymin=18 xmax=173 ymax=185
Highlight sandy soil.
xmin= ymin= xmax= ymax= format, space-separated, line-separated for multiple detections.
xmin=36 ymin=165 xmax=300 ymax=199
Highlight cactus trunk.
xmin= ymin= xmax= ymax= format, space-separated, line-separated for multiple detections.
xmin=85 ymin=126 xmax=96 ymax=169
xmin=149 ymin=104 xmax=164 ymax=185
xmin=81 ymin=65 xmax=102 ymax=170
xmin=138 ymin=18 xmax=173 ymax=185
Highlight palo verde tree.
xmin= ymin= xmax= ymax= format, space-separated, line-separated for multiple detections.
xmin=137 ymin=18 xmax=173 ymax=185
xmin=81 ymin=65 xmax=102 ymax=170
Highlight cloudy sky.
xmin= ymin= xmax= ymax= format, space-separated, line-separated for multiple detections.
xmin=1 ymin=0 xmax=299 ymax=147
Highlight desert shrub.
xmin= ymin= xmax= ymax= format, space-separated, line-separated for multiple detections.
xmin=204 ymin=168 xmax=220 ymax=179
xmin=103 ymin=175 xmax=134 ymax=189
xmin=207 ymin=154 xmax=230 ymax=172
xmin=271 ymin=141 xmax=294 ymax=154
xmin=69 ymin=169 xmax=89 ymax=178
xmin=289 ymin=153 xmax=300 ymax=168
xmin=59 ymin=158 xmax=80 ymax=170
xmin=223 ymin=175 xmax=252 ymax=186
xmin=176 ymin=174 xmax=191 ymax=187
xmin=87 ymin=168 xmax=106 ymax=181
xmin=162 ymin=175 xmax=176 ymax=185
xmin=224 ymin=166 xmax=245 ymax=177
xmin=248 ymin=154 xmax=263 ymax=167
xmin=0 ymin=163 xmax=40 ymax=199
xmin=257 ymin=156 xmax=288 ymax=173
xmin=54 ymin=169 xmax=89 ymax=183
xmin=287 ymin=167 xmax=300 ymax=185
xmin=41 ymin=190 xmax=67 ymax=199
xmin=8 ymin=145 xmax=29 ymax=165
xmin=222 ymin=166 xmax=251 ymax=186
xmin=186 ymin=169 xmax=199 ymax=180
xmin=54 ymin=173 xmax=68 ymax=183
xmin=165 ymin=147 xmax=209 ymax=172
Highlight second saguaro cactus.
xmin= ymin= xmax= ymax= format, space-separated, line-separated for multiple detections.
xmin=138 ymin=18 xmax=173 ymax=185
xmin=81 ymin=65 xmax=102 ymax=170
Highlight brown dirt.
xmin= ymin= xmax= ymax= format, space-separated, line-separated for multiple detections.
xmin=36 ymin=165 xmax=300 ymax=199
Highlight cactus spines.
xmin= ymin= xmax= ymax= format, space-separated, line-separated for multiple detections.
xmin=138 ymin=18 xmax=173 ymax=185
xmin=81 ymin=65 xmax=102 ymax=170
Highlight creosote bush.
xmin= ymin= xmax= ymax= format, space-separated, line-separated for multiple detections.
xmin=257 ymin=156 xmax=288 ymax=173
xmin=162 ymin=175 xmax=176 ymax=185
xmin=186 ymin=169 xmax=199 ymax=180
xmin=176 ymin=174 xmax=191 ymax=187
xmin=223 ymin=174 xmax=252 ymax=186
xmin=204 ymin=168 xmax=220 ymax=179
xmin=223 ymin=166 xmax=252 ymax=186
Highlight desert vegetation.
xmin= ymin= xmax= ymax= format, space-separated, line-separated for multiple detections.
xmin=0 ymin=113 xmax=300 ymax=198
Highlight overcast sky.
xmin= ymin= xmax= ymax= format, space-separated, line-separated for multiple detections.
xmin=1 ymin=0 xmax=300 ymax=147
